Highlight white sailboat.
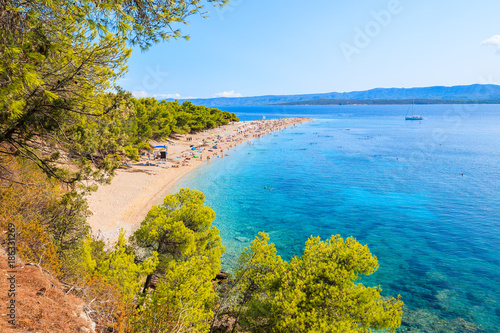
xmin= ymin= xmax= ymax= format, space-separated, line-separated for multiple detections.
xmin=405 ymin=101 xmax=423 ymax=120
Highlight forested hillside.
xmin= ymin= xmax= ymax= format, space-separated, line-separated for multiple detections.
xmin=167 ymin=84 xmax=500 ymax=107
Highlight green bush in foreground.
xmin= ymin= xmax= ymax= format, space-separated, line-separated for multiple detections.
xmin=215 ymin=232 xmax=403 ymax=333
xmin=131 ymin=188 xmax=225 ymax=332
xmin=132 ymin=188 xmax=225 ymax=293
xmin=132 ymin=256 xmax=218 ymax=333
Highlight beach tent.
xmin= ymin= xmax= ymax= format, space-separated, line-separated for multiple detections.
xmin=151 ymin=145 xmax=168 ymax=161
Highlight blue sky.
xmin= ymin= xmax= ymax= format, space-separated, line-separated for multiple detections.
xmin=120 ymin=0 xmax=500 ymax=99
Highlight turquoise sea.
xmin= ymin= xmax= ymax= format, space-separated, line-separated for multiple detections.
xmin=172 ymin=105 xmax=500 ymax=332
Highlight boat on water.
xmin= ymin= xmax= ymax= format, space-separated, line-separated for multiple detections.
xmin=405 ymin=101 xmax=423 ymax=120
xmin=406 ymin=115 xmax=423 ymax=120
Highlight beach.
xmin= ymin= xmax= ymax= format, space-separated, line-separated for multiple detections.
xmin=86 ymin=117 xmax=311 ymax=243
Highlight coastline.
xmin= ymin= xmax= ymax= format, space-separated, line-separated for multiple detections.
xmin=86 ymin=117 xmax=311 ymax=243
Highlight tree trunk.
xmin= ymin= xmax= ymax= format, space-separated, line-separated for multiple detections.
xmin=142 ymin=273 xmax=152 ymax=294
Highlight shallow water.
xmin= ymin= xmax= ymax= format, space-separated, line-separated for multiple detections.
xmin=172 ymin=105 xmax=500 ymax=332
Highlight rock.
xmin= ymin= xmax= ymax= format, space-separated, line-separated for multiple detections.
xmin=213 ymin=271 xmax=230 ymax=285
xmin=216 ymin=271 xmax=229 ymax=280
xmin=145 ymin=274 xmax=161 ymax=290
xmin=78 ymin=307 xmax=96 ymax=333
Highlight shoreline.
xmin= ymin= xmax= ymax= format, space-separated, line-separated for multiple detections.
xmin=86 ymin=117 xmax=311 ymax=243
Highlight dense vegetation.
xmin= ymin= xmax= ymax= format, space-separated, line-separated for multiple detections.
xmin=1 ymin=0 xmax=403 ymax=332
xmin=0 ymin=0 xmax=235 ymax=185
xmin=123 ymin=99 xmax=238 ymax=160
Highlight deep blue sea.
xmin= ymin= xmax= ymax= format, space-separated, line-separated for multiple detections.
xmin=172 ymin=105 xmax=500 ymax=332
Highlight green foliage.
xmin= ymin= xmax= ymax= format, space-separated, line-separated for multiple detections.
xmin=131 ymin=188 xmax=225 ymax=331
xmin=0 ymin=156 xmax=91 ymax=276
xmin=0 ymin=0 xmax=131 ymax=184
xmin=71 ymin=0 xmax=229 ymax=51
xmin=46 ymin=190 xmax=91 ymax=253
xmin=84 ymin=230 xmax=159 ymax=303
xmin=222 ymin=233 xmax=404 ymax=333
xmin=133 ymin=188 xmax=225 ymax=278
xmin=123 ymin=145 xmax=140 ymax=161
xmin=78 ymin=231 xmax=159 ymax=331
xmin=124 ymin=99 xmax=239 ymax=150
xmin=132 ymin=256 xmax=217 ymax=332
xmin=0 ymin=0 xmax=229 ymax=185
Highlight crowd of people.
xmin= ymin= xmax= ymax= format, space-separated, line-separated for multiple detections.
xmin=137 ymin=118 xmax=310 ymax=169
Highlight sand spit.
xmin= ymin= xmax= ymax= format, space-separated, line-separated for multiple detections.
xmin=86 ymin=118 xmax=311 ymax=243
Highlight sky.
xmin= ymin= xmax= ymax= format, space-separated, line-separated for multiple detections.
xmin=119 ymin=0 xmax=500 ymax=99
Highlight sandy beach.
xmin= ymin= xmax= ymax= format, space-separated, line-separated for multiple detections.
xmin=86 ymin=117 xmax=311 ymax=243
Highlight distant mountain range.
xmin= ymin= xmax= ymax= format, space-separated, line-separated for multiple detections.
xmin=276 ymin=98 xmax=500 ymax=106
xmin=164 ymin=84 xmax=500 ymax=107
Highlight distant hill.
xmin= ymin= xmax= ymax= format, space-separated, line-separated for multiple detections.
xmin=276 ymin=98 xmax=500 ymax=106
xmin=164 ymin=84 xmax=500 ymax=107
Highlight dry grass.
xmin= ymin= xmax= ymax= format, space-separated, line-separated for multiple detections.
xmin=0 ymin=254 xmax=94 ymax=333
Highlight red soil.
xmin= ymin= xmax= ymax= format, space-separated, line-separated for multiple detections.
xmin=0 ymin=255 xmax=94 ymax=333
